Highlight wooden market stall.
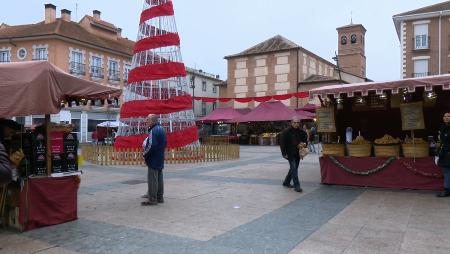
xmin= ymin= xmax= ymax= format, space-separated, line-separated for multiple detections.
xmin=310 ymin=74 xmax=450 ymax=190
xmin=0 ymin=61 xmax=121 ymax=231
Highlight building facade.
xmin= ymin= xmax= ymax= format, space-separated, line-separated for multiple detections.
xmin=223 ymin=32 xmax=367 ymax=109
xmin=186 ymin=67 xmax=222 ymax=117
xmin=393 ymin=2 xmax=450 ymax=79
xmin=0 ymin=4 xmax=134 ymax=142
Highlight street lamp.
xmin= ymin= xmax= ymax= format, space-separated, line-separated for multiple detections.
xmin=190 ymin=75 xmax=195 ymax=114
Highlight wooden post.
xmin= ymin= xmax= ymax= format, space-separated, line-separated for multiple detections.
xmin=411 ymin=130 xmax=416 ymax=162
xmin=45 ymin=114 xmax=52 ymax=175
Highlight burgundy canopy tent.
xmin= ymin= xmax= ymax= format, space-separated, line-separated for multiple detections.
xmin=300 ymin=103 xmax=317 ymax=112
xmin=0 ymin=61 xmax=122 ymax=118
xmin=197 ymin=107 xmax=244 ymax=123
xmin=231 ymin=101 xmax=312 ymax=122
xmin=295 ymin=109 xmax=316 ymax=118
xmin=0 ymin=61 xmax=121 ymax=231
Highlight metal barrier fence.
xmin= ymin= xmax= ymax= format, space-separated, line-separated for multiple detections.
xmin=80 ymin=144 xmax=240 ymax=166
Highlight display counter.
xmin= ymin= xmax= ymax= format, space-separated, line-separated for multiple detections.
xmin=320 ymin=156 xmax=443 ymax=190
xmin=5 ymin=175 xmax=79 ymax=231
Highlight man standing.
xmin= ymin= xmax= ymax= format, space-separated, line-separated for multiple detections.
xmin=437 ymin=112 xmax=450 ymax=197
xmin=280 ymin=116 xmax=308 ymax=192
xmin=142 ymin=114 xmax=167 ymax=206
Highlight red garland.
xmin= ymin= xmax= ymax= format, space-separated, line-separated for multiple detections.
xmin=128 ymin=62 xmax=187 ymax=83
xmin=398 ymin=159 xmax=443 ymax=178
xmin=140 ymin=2 xmax=174 ymax=24
xmin=134 ymin=33 xmax=180 ymax=54
xmin=193 ymin=91 xmax=309 ymax=103
xmin=120 ymin=95 xmax=192 ymax=118
xmin=114 ymin=125 xmax=198 ymax=149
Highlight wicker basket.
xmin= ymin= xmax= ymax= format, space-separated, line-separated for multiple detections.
xmin=347 ymin=144 xmax=372 ymax=157
xmin=374 ymin=144 xmax=400 ymax=157
xmin=322 ymin=144 xmax=345 ymax=156
xmin=402 ymin=143 xmax=429 ymax=158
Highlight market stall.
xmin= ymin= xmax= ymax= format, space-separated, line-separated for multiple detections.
xmin=231 ymin=101 xmax=313 ymax=145
xmin=0 ymin=61 xmax=121 ymax=231
xmin=310 ymin=74 xmax=450 ymax=190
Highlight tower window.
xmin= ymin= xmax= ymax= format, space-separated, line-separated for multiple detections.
xmin=351 ymin=34 xmax=357 ymax=44
xmin=340 ymin=36 xmax=347 ymax=45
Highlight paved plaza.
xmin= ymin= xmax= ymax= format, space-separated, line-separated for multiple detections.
xmin=1 ymin=146 xmax=450 ymax=254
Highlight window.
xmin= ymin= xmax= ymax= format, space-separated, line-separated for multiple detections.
xmin=70 ymin=51 xmax=85 ymax=75
xmin=88 ymin=119 xmax=107 ymax=132
xmin=108 ymin=60 xmax=119 ymax=81
xmin=71 ymin=119 xmax=81 ymax=132
xmin=0 ymin=50 xmax=10 ymax=63
xmin=91 ymin=56 xmax=103 ymax=78
xmin=17 ymin=48 xmax=27 ymax=60
xmin=34 ymin=47 xmax=47 ymax=60
xmin=413 ymin=59 xmax=428 ymax=77
xmin=202 ymin=81 xmax=207 ymax=91
xmin=351 ymin=34 xmax=357 ymax=44
xmin=340 ymin=35 xmax=347 ymax=45
xmin=414 ymin=24 xmax=428 ymax=50
xmin=201 ymin=102 xmax=207 ymax=115
xmin=212 ymin=86 xmax=217 ymax=93
xmin=124 ymin=64 xmax=131 ymax=81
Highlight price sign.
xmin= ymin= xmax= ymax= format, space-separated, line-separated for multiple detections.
xmin=400 ymin=102 xmax=425 ymax=130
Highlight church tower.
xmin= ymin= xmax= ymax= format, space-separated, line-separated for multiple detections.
xmin=337 ymin=24 xmax=367 ymax=78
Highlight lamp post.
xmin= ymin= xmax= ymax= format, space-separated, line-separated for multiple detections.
xmin=190 ymin=75 xmax=195 ymax=115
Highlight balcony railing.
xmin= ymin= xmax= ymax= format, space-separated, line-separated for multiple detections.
xmin=90 ymin=66 xmax=104 ymax=79
xmin=69 ymin=62 xmax=86 ymax=75
xmin=413 ymin=36 xmax=430 ymax=50
xmin=108 ymin=70 xmax=120 ymax=81
xmin=413 ymin=72 xmax=430 ymax=78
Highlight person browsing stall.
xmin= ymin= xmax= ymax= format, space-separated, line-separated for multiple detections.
xmin=280 ymin=116 xmax=308 ymax=192
xmin=141 ymin=114 xmax=167 ymax=206
xmin=0 ymin=119 xmax=24 ymax=185
xmin=437 ymin=112 xmax=450 ymax=197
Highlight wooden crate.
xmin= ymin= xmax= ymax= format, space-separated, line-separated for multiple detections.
xmin=374 ymin=145 xmax=400 ymax=157
xmin=322 ymin=144 xmax=345 ymax=156
xmin=402 ymin=143 xmax=429 ymax=158
xmin=347 ymin=144 xmax=372 ymax=157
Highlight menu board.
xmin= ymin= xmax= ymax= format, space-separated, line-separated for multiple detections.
xmin=316 ymin=107 xmax=336 ymax=133
xmin=400 ymin=102 xmax=425 ymax=130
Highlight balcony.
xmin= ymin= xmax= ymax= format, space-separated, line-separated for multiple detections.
xmin=108 ymin=70 xmax=120 ymax=82
xmin=412 ymin=72 xmax=430 ymax=78
xmin=412 ymin=36 xmax=430 ymax=51
xmin=90 ymin=66 xmax=104 ymax=79
xmin=69 ymin=62 xmax=86 ymax=75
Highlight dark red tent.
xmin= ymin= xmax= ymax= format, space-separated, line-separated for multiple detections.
xmin=197 ymin=107 xmax=244 ymax=123
xmin=300 ymin=103 xmax=317 ymax=112
xmin=295 ymin=109 xmax=316 ymax=118
xmin=231 ymin=101 xmax=311 ymax=122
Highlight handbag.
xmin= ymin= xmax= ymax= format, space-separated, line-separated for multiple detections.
xmin=298 ymin=143 xmax=309 ymax=160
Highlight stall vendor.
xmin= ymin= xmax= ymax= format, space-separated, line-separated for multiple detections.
xmin=437 ymin=112 xmax=450 ymax=197
xmin=0 ymin=118 xmax=24 ymax=184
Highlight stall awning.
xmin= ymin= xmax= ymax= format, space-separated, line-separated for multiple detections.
xmin=231 ymin=101 xmax=311 ymax=122
xmin=0 ymin=61 xmax=122 ymax=118
xmin=197 ymin=107 xmax=244 ymax=123
xmin=309 ymin=74 xmax=450 ymax=98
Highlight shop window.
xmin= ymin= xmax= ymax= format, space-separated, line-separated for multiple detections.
xmin=71 ymin=119 xmax=81 ymax=132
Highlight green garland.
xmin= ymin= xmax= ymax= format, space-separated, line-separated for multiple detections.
xmin=329 ymin=156 xmax=396 ymax=176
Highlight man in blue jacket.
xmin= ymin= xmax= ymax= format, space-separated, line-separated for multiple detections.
xmin=142 ymin=114 xmax=167 ymax=206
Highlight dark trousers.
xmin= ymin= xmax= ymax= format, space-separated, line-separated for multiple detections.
xmin=284 ymin=157 xmax=301 ymax=188
xmin=148 ymin=168 xmax=164 ymax=202
xmin=443 ymin=167 xmax=450 ymax=189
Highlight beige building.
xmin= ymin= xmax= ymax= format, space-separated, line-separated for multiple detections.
xmin=0 ymin=4 xmax=133 ymax=142
xmin=223 ymin=26 xmax=367 ymax=109
xmin=393 ymin=1 xmax=450 ymax=79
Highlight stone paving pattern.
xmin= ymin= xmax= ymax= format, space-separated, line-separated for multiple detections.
xmin=1 ymin=146 xmax=450 ymax=253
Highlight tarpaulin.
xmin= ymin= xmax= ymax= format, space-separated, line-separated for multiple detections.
xmin=19 ymin=176 xmax=78 ymax=231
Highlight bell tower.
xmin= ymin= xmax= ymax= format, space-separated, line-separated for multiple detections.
xmin=337 ymin=24 xmax=366 ymax=78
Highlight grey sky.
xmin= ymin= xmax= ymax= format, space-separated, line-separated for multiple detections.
xmin=1 ymin=0 xmax=443 ymax=82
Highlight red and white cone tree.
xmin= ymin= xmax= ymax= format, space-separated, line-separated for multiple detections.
xmin=115 ymin=0 xmax=198 ymax=149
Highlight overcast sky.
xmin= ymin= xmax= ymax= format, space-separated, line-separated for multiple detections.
xmin=1 ymin=0 xmax=444 ymax=81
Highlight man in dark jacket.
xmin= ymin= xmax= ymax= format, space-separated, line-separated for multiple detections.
xmin=142 ymin=114 xmax=167 ymax=206
xmin=280 ymin=116 xmax=308 ymax=192
xmin=0 ymin=119 xmax=24 ymax=185
xmin=437 ymin=112 xmax=450 ymax=197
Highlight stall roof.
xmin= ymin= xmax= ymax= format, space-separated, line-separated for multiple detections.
xmin=295 ymin=109 xmax=316 ymax=118
xmin=0 ymin=61 xmax=122 ymax=118
xmin=231 ymin=101 xmax=311 ymax=122
xmin=197 ymin=107 xmax=244 ymax=123
xmin=309 ymin=74 xmax=450 ymax=98
xmin=299 ymin=103 xmax=317 ymax=112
